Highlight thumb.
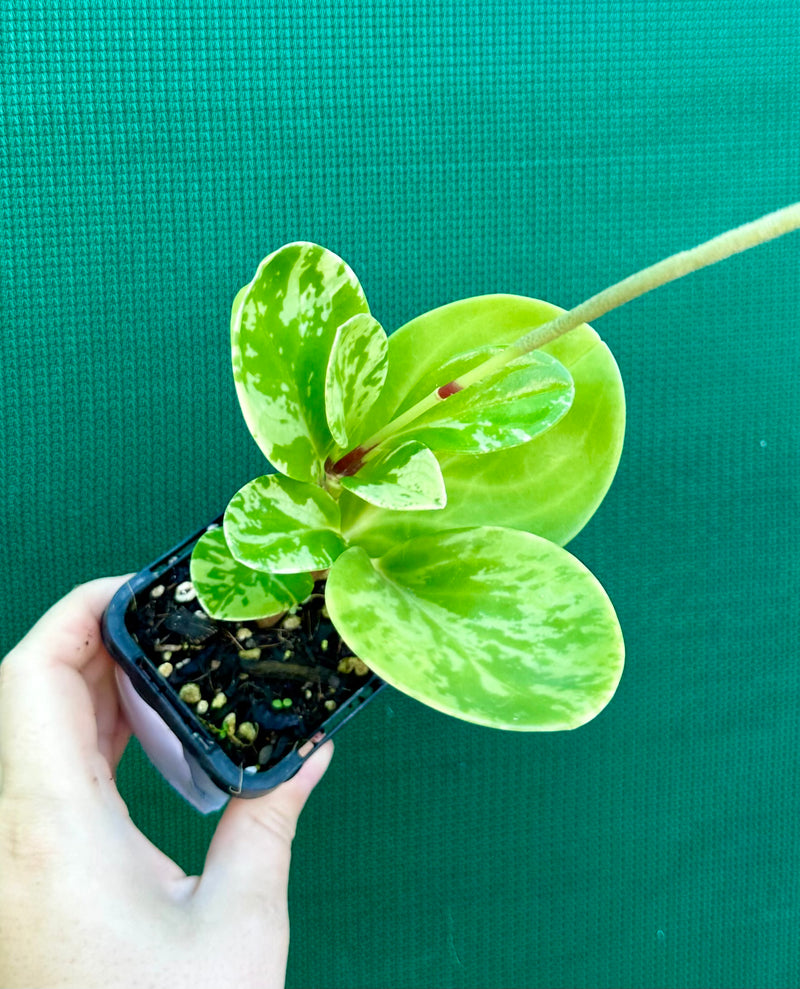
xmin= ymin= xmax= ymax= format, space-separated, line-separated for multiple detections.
xmin=196 ymin=742 xmax=334 ymax=915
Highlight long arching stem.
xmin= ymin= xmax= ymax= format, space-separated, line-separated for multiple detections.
xmin=497 ymin=200 xmax=800 ymax=361
xmin=337 ymin=201 xmax=800 ymax=467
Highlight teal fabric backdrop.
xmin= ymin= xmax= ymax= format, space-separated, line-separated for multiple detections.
xmin=2 ymin=2 xmax=799 ymax=986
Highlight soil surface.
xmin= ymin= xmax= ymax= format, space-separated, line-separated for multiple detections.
xmin=125 ymin=557 xmax=371 ymax=772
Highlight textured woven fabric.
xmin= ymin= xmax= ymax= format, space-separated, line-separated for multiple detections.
xmin=2 ymin=2 xmax=799 ymax=986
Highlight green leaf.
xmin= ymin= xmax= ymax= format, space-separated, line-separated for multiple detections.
xmin=326 ymin=527 xmax=624 ymax=731
xmin=390 ymin=348 xmax=573 ymax=454
xmin=340 ymin=294 xmax=625 ymax=556
xmin=190 ymin=527 xmax=313 ymax=621
xmin=223 ymin=474 xmax=346 ymax=574
xmin=231 ymin=243 xmax=371 ymax=483
xmin=325 ymin=313 xmax=389 ymax=448
xmin=339 ymin=441 xmax=447 ymax=511
xmin=230 ymin=284 xmax=249 ymax=336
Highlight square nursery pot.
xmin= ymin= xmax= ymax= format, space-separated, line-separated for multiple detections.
xmin=102 ymin=517 xmax=385 ymax=812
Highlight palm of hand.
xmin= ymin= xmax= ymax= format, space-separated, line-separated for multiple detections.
xmin=0 ymin=577 xmax=331 ymax=989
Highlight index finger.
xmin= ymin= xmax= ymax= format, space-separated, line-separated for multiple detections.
xmin=18 ymin=576 xmax=132 ymax=664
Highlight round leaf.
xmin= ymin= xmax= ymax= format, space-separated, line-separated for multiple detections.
xmin=391 ymin=348 xmax=574 ymax=454
xmin=232 ymin=243 xmax=371 ymax=482
xmin=325 ymin=527 xmax=624 ymax=731
xmin=325 ymin=313 xmax=389 ymax=448
xmin=340 ymin=440 xmax=447 ymax=511
xmin=190 ymin=527 xmax=313 ymax=621
xmin=340 ymin=294 xmax=625 ymax=555
xmin=224 ymin=474 xmax=345 ymax=574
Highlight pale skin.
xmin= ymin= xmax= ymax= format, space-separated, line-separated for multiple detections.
xmin=0 ymin=576 xmax=334 ymax=989
xmin=3 ymin=203 xmax=796 ymax=989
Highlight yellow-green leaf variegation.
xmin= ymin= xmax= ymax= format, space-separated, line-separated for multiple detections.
xmin=325 ymin=312 xmax=389 ymax=449
xmin=223 ymin=474 xmax=345 ymax=574
xmin=340 ymin=294 xmax=625 ymax=556
xmin=339 ymin=440 xmax=447 ymax=511
xmin=190 ymin=526 xmax=314 ymax=621
xmin=192 ymin=247 xmax=627 ymax=733
xmin=386 ymin=348 xmax=574 ymax=455
xmin=325 ymin=526 xmax=624 ymax=731
xmin=231 ymin=243 xmax=372 ymax=483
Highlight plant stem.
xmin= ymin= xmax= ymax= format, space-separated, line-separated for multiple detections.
xmin=354 ymin=201 xmax=800 ymax=457
xmin=498 ymin=200 xmax=800 ymax=361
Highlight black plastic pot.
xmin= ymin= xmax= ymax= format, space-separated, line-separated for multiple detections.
xmin=101 ymin=517 xmax=385 ymax=812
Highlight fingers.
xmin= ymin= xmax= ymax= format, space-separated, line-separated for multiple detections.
xmin=0 ymin=576 xmax=133 ymax=797
xmin=18 ymin=575 xmax=134 ymax=670
xmin=196 ymin=742 xmax=334 ymax=919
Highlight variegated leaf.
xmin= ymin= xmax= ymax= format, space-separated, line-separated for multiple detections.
xmin=231 ymin=243 xmax=371 ymax=483
xmin=391 ymin=349 xmax=574 ymax=454
xmin=325 ymin=526 xmax=624 ymax=731
xmin=340 ymin=295 xmax=625 ymax=556
xmin=223 ymin=474 xmax=345 ymax=574
xmin=190 ymin=526 xmax=313 ymax=621
xmin=229 ymin=283 xmax=249 ymax=336
xmin=325 ymin=313 xmax=389 ymax=448
xmin=339 ymin=441 xmax=446 ymax=511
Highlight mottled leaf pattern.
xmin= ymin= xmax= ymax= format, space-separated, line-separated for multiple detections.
xmin=340 ymin=294 xmax=625 ymax=556
xmin=218 ymin=268 xmax=626 ymax=730
xmin=231 ymin=243 xmax=371 ymax=482
xmin=340 ymin=441 xmax=446 ymax=510
xmin=190 ymin=527 xmax=313 ymax=621
xmin=224 ymin=474 xmax=345 ymax=574
xmin=326 ymin=527 xmax=624 ymax=731
xmin=325 ymin=313 xmax=389 ymax=448
xmin=391 ymin=349 xmax=574 ymax=454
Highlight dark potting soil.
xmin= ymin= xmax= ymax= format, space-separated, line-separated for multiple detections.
xmin=125 ymin=557 xmax=370 ymax=773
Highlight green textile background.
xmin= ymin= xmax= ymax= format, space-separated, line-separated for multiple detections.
xmin=2 ymin=2 xmax=799 ymax=986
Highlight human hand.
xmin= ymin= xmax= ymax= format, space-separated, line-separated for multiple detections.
xmin=0 ymin=576 xmax=333 ymax=989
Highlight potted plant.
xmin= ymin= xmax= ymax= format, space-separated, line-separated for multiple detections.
xmin=102 ymin=202 xmax=800 ymax=812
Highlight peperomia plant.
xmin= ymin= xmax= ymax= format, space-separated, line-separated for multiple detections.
xmin=190 ymin=203 xmax=800 ymax=733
